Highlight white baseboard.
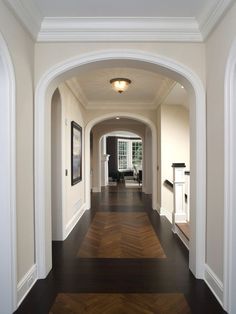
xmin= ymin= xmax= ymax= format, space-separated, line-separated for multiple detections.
xmin=92 ymin=187 xmax=101 ymax=192
xmin=17 ymin=264 xmax=37 ymax=307
xmin=204 ymin=264 xmax=223 ymax=306
xmin=64 ymin=203 xmax=86 ymax=239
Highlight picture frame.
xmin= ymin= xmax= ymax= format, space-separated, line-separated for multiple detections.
xmin=71 ymin=121 xmax=82 ymax=185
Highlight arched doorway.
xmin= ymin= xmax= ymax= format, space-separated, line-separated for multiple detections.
xmin=35 ymin=49 xmax=206 ymax=281
xmin=0 ymin=33 xmax=17 ymax=313
xmin=85 ymin=113 xmax=156 ymax=206
xmin=224 ymin=38 xmax=236 ymax=313
xmin=89 ymin=119 xmax=149 ymax=196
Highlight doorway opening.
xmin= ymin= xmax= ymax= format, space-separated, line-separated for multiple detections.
xmin=35 ymin=49 xmax=206 ymax=282
xmin=90 ymin=118 xmax=152 ymax=195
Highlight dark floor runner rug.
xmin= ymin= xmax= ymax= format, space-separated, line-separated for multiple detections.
xmin=49 ymin=293 xmax=191 ymax=314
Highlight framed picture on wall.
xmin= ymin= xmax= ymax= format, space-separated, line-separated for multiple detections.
xmin=71 ymin=121 xmax=82 ymax=185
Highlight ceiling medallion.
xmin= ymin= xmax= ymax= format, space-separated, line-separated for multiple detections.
xmin=110 ymin=78 xmax=131 ymax=93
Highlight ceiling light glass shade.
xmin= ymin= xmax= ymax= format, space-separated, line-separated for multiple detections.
xmin=110 ymin=78 xmax=131 ymax=93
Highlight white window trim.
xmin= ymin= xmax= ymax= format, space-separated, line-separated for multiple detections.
xmin=117 ymin=138 xmax=142 ymax=171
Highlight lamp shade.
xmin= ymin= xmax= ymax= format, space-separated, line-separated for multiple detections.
xmin=110 ymin=78 xmax=131 ymax=93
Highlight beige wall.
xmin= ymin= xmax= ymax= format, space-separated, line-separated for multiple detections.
xmin=84 ymin=108 xmax=157 ymax=126
xmin=206 ymin=2 xmax=236 ymax=282
xmin=58 ymin=84 xmax=86 ymax=233
xmin=0 ymin=0 xmax=35 ymax=282
xmin=157 ymin=106 xmax=162 ymax=208
xmin=143 ymin=126 xmax=153 ymax=194
xmin=34 ymin=42 xmax=205 ymax=86
xmin=160 ymin=105 xmax=190 ymax=217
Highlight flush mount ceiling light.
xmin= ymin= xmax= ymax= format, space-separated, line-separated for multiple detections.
xmin=110 ymin=78 xmax=131 ymax=93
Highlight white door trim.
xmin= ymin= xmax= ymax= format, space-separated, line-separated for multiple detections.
xmin=35 ymin=49 xmax=206 ymax=280
xmin=0 ymin=33 xmax=17 ymax=313
xmin=91 ymin=125 xmax=145 ymax=193
xmin=84 ymin=113 xmax=156 ymax=208
xmin=224 ymin=38 xmax=236 ymax=313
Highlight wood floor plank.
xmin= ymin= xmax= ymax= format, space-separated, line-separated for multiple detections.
xmin=14 ymin=183 xmax=226 ymax=314
xmin=49 ymin=293 xmax=191 ymax=314
xmin=100 ymin=185 xmax=143 ymax=206
xmin=78 ymin=213 xmax=166 ymax=258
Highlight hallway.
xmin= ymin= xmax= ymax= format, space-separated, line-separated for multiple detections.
xmin=15 ymin=185 xmax=225 ymax=313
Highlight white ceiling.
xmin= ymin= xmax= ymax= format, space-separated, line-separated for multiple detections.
xmin=65 ymin=71 xmax=189 ymax=110
xmin=4 ymin=0 xmax=222 ymax=109
xmin=31 ymin=0 xmax=212 ymax=18
xmin=66 ymin=67 xmax=175 ymax=110
xmin=4 ymin=0 xmax=234 ymax=41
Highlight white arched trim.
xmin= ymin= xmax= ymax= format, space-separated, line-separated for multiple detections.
xmin=35 ymin=49 xmax=206 ymax=281
xmin=224 ymin=39 xmax=236 ymax=313
xmin=85 ymin=113 xmax=156 ymax=205
xmin=98 ymin=128 xmax=144 ymax=141
xmin=92 ymin=126 xmax=145 ymax=193
xmin=0 ymin=33 xmax=17 ymax=313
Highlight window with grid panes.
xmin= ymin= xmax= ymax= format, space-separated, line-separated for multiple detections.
xmin=132 ymin=141 xmax=142 ymax=168
xmin=117 ymin=139 xmax=142 ymax=171
xmin=118 ymin=140 xmax=128 ymax=170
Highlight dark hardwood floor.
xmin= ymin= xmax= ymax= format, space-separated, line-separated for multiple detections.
xmin=14 ymin=184 xmax=226 ymax=313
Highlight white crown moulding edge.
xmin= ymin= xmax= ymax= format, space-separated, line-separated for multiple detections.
xmin=4 ymin=0 xmax=234 ymax=42
xmin=84 ymin=104 xmax=158 ymax=110
xmin=4 ymin=0 xmax=42 ymax=39
xmin=198 ymin=0 xmax=234 ymax=40
xmin=37 ymin=17 xmax=202 ymax=42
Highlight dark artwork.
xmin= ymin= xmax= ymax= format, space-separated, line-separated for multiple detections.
xmin=71 ymin=121 xmax=82 ymax=185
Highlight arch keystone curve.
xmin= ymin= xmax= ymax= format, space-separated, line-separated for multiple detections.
xmin=35 ymin=48 xmax=206 ymax=283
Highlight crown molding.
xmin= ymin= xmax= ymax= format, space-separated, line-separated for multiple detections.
xmin=4 ymin=1 xmax=234 ymax=42
xmin=85 ymin=102 xmax=157 ymax=110
xmin=198 ymin=0 xmax=234 ymax=40
xmin=154 ymin=78 xmax=175 ymax=106
xmin=65 ymin=78 xmax=88 ymax=109
xmin=4 ymin=0 xmax=42 ymax=39
xmin=37 ymin=17 xmax=202 ymax=42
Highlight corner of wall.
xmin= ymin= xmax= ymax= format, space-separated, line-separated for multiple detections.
xmin=158 ymin=206 xmax=173 ymax=224
xmin=156 ymin=202 xmax=161 ymax=214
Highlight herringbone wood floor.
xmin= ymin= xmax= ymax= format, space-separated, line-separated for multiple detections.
xmin=14 ymin=184 xmax=226 ymax=314
xmin=50 ymin=293 xmax=191 ymax=314
xmin=78 ymin=212 xmax=166 ymax=258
